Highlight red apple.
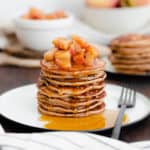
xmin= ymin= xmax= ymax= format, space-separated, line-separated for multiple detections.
xmin=86 ymin=0 xmax=120 ymax=8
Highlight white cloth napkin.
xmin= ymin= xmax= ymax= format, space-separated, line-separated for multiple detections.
xmin=0 ymin=132 xmax=140 ymax=150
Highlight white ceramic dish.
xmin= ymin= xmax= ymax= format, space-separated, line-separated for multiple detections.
xmin=131 ymin=141 xmax=150 ymax=150
xmin=0 ymin=83 xmax=149 ymax=131
xmin=0 ymin=132 xmax=139 ymax=150
xmin=1 ymin=0 xmax=150 ymax=46
xmin=82 ymin=5 xmax=150 ymax=34
xmin=14 ymin=12 xmax=74 ymax=51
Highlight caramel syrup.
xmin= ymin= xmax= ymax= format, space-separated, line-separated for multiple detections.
xmin=39 ymin=110 xmax=128 ymax=131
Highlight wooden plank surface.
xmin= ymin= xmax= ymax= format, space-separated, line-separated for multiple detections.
xmin=0 ymin=66 xmax=149 ymax=142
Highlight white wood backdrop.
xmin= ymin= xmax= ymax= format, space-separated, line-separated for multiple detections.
xmin=0 ymin=0 xmax=84 ymax=29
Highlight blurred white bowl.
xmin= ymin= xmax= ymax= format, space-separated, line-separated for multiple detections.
xmin=83 ymin=5 xmax=150 ymax=34
xmin=14 ymin=13 xmax=74 ymax=51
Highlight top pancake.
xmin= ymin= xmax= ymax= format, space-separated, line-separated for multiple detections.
xmin=111 ymin=34 xmax=150 ymax=48
xmin=41 ymin=59 xmax=105 ymax=75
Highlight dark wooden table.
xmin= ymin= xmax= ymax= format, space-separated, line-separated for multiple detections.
xmin=0 ymin=66 xmax=149 ymax=143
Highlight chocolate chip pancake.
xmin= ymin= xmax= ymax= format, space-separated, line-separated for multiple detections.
xmin=37 ymin=35 xmax=106 ymax=117
xmin=110 ymin=34 xmax=150 ymax=75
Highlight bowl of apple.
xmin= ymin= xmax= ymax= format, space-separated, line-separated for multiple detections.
xmin=83 ymin=0 xmax=150 ymax=34
xmin=14 ymin=7 xmax=74 ymax=51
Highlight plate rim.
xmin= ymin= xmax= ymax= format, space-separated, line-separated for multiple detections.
xmin=131 ymin=140 xmax=150 ymax=149
xmin=0 ymin=83 xmax=150 ymax=132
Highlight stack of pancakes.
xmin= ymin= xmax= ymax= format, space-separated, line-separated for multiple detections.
xmin=37 ymin=59 xmax=106 ymax=117
xmin=110 ymin=34 xmax=150 ymax=75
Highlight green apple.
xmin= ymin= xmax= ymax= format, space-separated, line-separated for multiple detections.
xmin=121 ymin=0 xmax=150 ymax=7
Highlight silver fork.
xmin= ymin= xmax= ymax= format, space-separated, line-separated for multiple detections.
xmin=112 ymin=87 xmax=136 ymax=139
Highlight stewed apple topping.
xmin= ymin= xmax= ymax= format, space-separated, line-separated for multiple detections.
xmin=38 ymin=35 xmax=106 ymax=118
xmin=44 ymin=35 xmax=99 ymax=70
xmin=22 ymin=7 xmax=67 ymax=20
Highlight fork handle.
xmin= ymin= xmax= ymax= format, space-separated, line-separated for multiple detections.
xmin=112 ymin=105 xmax=127 ymax=139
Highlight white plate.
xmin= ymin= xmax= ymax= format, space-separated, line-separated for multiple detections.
xmin=0 ymin=132 xmax=139 ymax=150
xmin=131 ymin=141 xmax=150 ymax=150
xmin=102 ymin=57 xmax=150 ymax=77
xmin=0 ymin=84 xmax=149 ymax=131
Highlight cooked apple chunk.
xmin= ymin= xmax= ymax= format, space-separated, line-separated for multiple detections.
xmin=69 ymin=41 xmax=84 ymax=56
xmin=87 ymin=45 xmax=99 ymax=58
xmin=54 ymin=50 xmax=71 ymax=69
xmin=85 ymin=46 xmax=99 ymax=65
xmin=73 ymin=51 xmax=85 ymax=65
xmin=72 ymin=35 xmax=89 ymax=49
xmin=28 ymin=7 xmax=45 ymax=19
xmin=53 ymin=38 xmax=71 ymax=50
xmin=44 ymin=50 xmax=55 ymax=61
xmin=44 ymin=35 xmax=101 ymax=69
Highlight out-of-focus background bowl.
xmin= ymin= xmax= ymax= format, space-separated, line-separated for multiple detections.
xmin=82 ymin=5 xmax=150 ymax=34
xmin=0 ymin=0 xmax=83 ymax=33
xmin=14 ymin=13 xmax=74 ymax=51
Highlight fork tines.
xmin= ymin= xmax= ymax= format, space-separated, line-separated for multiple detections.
xmin=118 ymin=87 xmax=136 ymax=108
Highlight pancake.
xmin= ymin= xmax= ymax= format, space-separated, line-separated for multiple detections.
xmin=38 ymin=95 xmax=105 ymax=107
xmin=38 ymin=83 xmax=105 ymax=98
xmin=38 ymin=103 xmax=105 ymax=117
xmin=112 ymin=47 xmax=150 ymax=55
xmin=110 ymin=34 xmax=150 ymax=75
xmin=39 ymin=83 xmax=105 ymax=95
xmin=43 ymin=74 xmax=106 ymax=87
xmin=110 ymin=55 xmax=150 ymax=65
xmin=40 ymin=70 xmax=105 ymax=80
xmin=111 ymin=34 xmax=150 ymax=48
xmin=41 ymin=59 xmax=105 ymax=76
xmin=38 ymin=100 xmax=104 ymax=113
xmin=114 ymin=68 xmax=149 ymax=75
xmin=113 ymin=64 xmax=150 ymax=71
xmin=113 ymin=53 xmax=150 ymax=59
xmin=37 ymin=35 xmax=106 ymax=117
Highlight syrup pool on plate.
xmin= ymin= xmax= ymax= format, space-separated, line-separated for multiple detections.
xmin=39 ymin=110 xmax=128 ymax=131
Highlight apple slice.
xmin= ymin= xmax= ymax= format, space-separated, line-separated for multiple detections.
xmin=87 ymin=45 xmax=99 ymax=58
xmin=69 ymin=41 xmax=84 ymax=56
xmin=54 ymin=50 xmax=71 ymax=69
xmin=85 ymin=46 xmax=99 ymax=65
xmin=85 ymin=52 xmax=95 ymax=66
xmin=73 ymin=51 xmax=85 ymax=65
xmin=53 ymin=38 xmax=71 ymax=50
xmin=28 ymin=7 xmax=45 ymax=19
xmin=44 ymin=50 xmax=55 ymax=61
xmin=72 ymin=35 xmax=89 ymax=49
